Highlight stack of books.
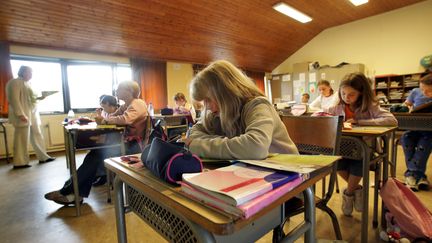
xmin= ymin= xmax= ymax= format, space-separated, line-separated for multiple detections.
xmin=181 ymin=154 xmax=338 ymax=219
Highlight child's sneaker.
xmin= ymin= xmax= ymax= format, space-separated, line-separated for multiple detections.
xmin=404 ymin=175 xmax=418 ymax=191
xmin=353 ymin=186 xmax=363 ymax=212
xmin=418 ymin=178 xmax=430 ymax=191
xmin=342 ymin=189 xmax=354 ymax=216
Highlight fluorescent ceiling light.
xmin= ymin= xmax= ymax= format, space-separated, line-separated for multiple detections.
xmin=273 ymin=3 xmax=312 ymax=23
xmin=349 ymin=0 xmax=368 ymax=6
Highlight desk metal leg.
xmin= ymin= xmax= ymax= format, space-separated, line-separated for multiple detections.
xmin=114 ymin=176 xmax=127 ymax=243
xmin=63 ymin=127 xmax=70 ymax=169
xmin=350 ymin=137 xmax=370 ymax=243
xmin=390 ymin=131 xmax=397 ymax=177
xmin=304 ymin=187 xmax=316 ymax=243
xmin=67 ymin=132 xmax=81 ymax=216
xmin=380 ymin=134 xmax=392 ymax=229
xmin=281 ymin=187 xmax=316 ymax=243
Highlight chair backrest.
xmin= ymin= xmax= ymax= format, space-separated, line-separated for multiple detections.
xmin=280 ymin=115 xmax=343 ymax=156
xmin=142 ymin=116 xmax=153 ymax=146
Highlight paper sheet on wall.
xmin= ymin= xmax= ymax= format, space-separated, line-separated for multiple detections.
xmin=309 ymin=73 xmax=316 ymax=83
xmin=273 ymin=76 xmax=280 ymax=80
xmin=282 ymin=74 xmax=291 ymax=82
xmin=282 ymin=95 xmax=291 ymax=101
xmin=321 ymin=73 xmax=326 ymax=80
xmin=293 ymin=80 xmax=305 ymax=96
xmin=309 ymin=83 xmax=316 ymax=94
xmin=299 ymin=73 xmax=305 ymax=81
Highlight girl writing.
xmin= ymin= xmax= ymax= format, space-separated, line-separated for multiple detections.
xmin=183 ymin=60 xmax=298 ymax=159
xmin=326 ymin=72 xmax=397 ymax=216
xmin=310 ymin=80 xmax=338 ymax=110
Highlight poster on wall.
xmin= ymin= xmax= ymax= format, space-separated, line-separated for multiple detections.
xmin=299 ymin=73 xmax=306 ymax=82
xmin=293 ymin=80 xmax=305 ymax=95
xmin=282 ymin=74 xmax=291 ymax=82
xmin=321 ymin=73 xmax=326 ymax=80
xmin=309 ymin=83 xmax=316 ymax=94
xmin=309 ymin=73 xmax=316 ymax=83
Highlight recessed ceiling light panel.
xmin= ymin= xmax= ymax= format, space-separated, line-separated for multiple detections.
xmin=273 ymin=3 xmax=312 ymax=23
xmin=349 ymin=0 xmax=369 ymax=6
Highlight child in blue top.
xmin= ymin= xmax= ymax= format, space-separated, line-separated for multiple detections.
xmin=402 ymin=73 xmax=432 ymax=191
xmin=326 ymin=72 xmax=397 ymax=216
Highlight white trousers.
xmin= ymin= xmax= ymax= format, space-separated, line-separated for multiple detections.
xmin=12 ymin=119 xmax=50 ymax=166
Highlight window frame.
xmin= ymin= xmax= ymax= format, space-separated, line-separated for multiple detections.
xmin=10 ymin=55 xmax=131 ymax=114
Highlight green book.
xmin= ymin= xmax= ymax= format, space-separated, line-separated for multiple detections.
xmin=237 ymin=154 xmax=340 ymax=180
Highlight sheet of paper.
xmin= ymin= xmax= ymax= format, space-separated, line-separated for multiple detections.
xmin=309 ymin=73 xmax=316 ymax=83
xmin=282 ymin=74 xmax=291 ymax=82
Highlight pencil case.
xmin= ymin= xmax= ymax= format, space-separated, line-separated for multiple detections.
xmin=141 ymin=137 xmax=202 ymax=185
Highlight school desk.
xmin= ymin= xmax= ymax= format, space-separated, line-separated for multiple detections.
xmin=63 ymin=122 xmax=125 ymax=216
xmin=340 ymin=126 xmax=397 ymax=243
xmin=152 ymin=114 xmax=190 ymax=139
xmin=104 ymin=155 xmax=340 ymax=243
xmin=391 ymin=113 xmax=432 ymax=177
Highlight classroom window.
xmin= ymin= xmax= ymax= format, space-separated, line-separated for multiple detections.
xmin=10 ymin=59 xmax=64 ymax=113
xmin=67 ymin=64 xmax=114 ymax=110
xmin=10 ymin=56 xmax=132 ymax=113
xmin=116 ymin=65 xmax=133 ymax=84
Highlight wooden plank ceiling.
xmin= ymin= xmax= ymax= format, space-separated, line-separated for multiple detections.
xmin=0 ymin=0 xmax=424 ymax=72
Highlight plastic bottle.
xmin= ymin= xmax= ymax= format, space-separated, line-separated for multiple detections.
xmin=67 ymin=109 xmax=75 ymax=118
xmin=148 ymin=102 xmax=154 ymax=116
xmin=186 ymin=122 xmax=193 ymax=138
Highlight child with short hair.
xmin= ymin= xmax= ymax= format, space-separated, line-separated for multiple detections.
xmin=173 ymin=92 xmax=196 ymax=121
xmin=301 ymin=93 xmax=310 ymax=104
xmin=93 ymin=94 xmax=119 ymax=186
xmin=97 ymin=94 xmax=119 ymax=119
xmin=326 ymin=72 xmax=397 ymax=216
xmin=402 ymin=73 xmax=432 ymax=191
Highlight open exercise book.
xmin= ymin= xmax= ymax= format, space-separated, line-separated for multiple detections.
xmin=181 ymin=154 xmax=339 ymax=218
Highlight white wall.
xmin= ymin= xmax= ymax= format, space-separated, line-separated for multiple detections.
xmin=273 ymin=0 xmax=432 ymax=76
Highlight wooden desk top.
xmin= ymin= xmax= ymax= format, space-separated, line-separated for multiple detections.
xmin=64 ymin=122 xmax=124 ymax=131
xmin=342 ymin=126 xmax=397 ymax=137
xmin=152 ymin=114 xmax=188 ymax=119
xmin=392 ymin=112 xmax=432 ymax=117
xmin=105 ymin=156 xmax=336 ymax=235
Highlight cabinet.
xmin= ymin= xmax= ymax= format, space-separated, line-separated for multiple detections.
xmin=374 ymin=73 xmax=424 ymax=104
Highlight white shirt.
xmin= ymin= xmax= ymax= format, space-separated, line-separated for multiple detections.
xmin=309 ymin=93 xmax=338 ymax=111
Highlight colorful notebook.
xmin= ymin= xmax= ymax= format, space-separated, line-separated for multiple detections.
xmin=181 ymin=176 xmax=303 ymax=218
xmin=182 ymin=163 xmax=300 ymax=206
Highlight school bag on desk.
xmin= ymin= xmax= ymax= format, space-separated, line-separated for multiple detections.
xmin=380 ymin=178 xmax=432 ymax=242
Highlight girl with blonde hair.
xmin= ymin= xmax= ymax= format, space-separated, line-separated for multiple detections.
xmin=184 ymin=60 xmax=298 ymax=159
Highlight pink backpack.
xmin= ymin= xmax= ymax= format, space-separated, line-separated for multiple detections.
xmin=380 ymin=178 xmax=432 ymax=241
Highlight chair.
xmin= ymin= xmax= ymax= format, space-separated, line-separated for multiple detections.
xmin=273 ymin=115 xmax=343 ymax=241
xmin=106 ymin=116 xmax=152 ymax=203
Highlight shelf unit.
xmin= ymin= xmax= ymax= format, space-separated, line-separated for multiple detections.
xmin=374 ymin=72 xmax=425 ymax=104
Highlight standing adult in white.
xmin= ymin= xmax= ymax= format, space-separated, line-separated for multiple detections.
xmin=6 ymin=66 xmax=55 ymax=169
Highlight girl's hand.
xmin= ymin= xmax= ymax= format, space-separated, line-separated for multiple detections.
xmin=94 ymin=115 xmax=104 ymax=125
xmin=345 ymin=118 xmax=357 ymax=124
xmin=181 ymin=138 xmax=193 ymax=147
